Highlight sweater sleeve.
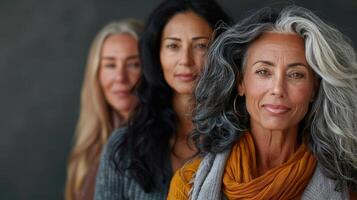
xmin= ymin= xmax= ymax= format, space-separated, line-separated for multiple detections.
xmin=94 ymin=128 xmax=127 ymax=200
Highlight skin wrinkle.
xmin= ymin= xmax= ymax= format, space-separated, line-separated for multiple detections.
xmin=239 ymin=33 xmax=316 ymax=175
xmin=191 ymin=6 xmax=357 ymax=196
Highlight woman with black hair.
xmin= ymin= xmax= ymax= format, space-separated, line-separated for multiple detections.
xmin=94 ymin=0 xmax=232 ymax=199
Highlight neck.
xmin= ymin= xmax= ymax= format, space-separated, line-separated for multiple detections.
xmin=172 ymin=93 xmax=194 ymax=138
xmin=170 ymin=93 xmax=196 ymax=172
xmin=112 ymin=110 xmax=129 ymax=129
xmin=250 ymin=123 xmax=299 ymax=176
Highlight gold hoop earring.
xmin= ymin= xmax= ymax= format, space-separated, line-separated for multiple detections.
xmin=233 ymin=95 xmax=244 ymax=117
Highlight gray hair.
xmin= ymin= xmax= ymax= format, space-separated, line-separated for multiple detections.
xmin=193 ymin=6 xmax=357 ymax=191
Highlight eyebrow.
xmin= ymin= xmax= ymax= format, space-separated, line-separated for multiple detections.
xmin=253 ymin=60 xmax=309 ymax=68
xmin=163 ymin=36 xmax=210 ymax=41
xmin=101 ymin=55 xmax=139 ymax=60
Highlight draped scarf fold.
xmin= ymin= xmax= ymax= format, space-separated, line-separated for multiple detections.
xmin=222 ymin=133 xmax=317 ymax=199
xmin=190 ymin=132 xmax=317 ymax=200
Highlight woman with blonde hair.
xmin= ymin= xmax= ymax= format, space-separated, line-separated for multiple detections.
xmin=65 ymin=19 xmax=143 ymax=200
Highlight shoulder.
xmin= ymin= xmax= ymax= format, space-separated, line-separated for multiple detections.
xmin=167 ymin=157 xmax=202 ymax=200
xmin=106 ymin=127 xmax=128 ymax=148
xmin=97 ymin=127 xmax=128 ymax=172
xmin=94 ymin=127 xmax=129 ymax=199
xmin=102 ymin=127 xmax=128 ymax=156
xmin=302 ymin=164 xmax=349 ymax=200
xmin=178 ymin=157 xmax=202 ymax=183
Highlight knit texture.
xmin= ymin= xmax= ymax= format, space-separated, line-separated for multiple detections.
xmin=94 ymin=128 xmax=173 ymax=200
xmin=302 ymin=165 xmax=349 ymax=200
xmin=168 ymin=150 xmax=349 ymax=200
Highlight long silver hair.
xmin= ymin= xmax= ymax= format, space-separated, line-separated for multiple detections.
xmin=193 ymin=6 xmax=357 ymax=191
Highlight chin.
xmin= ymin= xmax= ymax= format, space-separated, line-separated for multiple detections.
xmin=262 ymin=118 xmax=301 ymax=131
xmin=112 ymin=102 xmax=134 ymax=112
xmin=261 ymin=122 xmax=290 ymax=131
xmin=175 ymin=88 xmax=194 ymax=95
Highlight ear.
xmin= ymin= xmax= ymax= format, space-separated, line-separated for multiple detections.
xmin=310 ymin=76 xmax=320 ymax=102
xmin=237 ymin=81 xmax=245 ymax=96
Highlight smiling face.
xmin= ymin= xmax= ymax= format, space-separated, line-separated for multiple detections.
xmin=238 ymin=33 xmax=317 ymax=132
xmin=160 ymin=11 xmax=213 ymax=95
xmin=99 ymin=33 xmax=141 ymax=119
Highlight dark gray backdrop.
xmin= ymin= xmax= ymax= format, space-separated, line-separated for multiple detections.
xmin=1 ymin=0 xmax=356 ymax=199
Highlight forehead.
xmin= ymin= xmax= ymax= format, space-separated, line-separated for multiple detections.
xmin=244 ymin=32 xmax=308 ymax=67
xmin=103 ymin=33 xmax=137 ymax=46
xmin=101 ymin=33 xmax=138 ymax=54
xmin=247 ymin=32 xmax=305 ymax=57
xmin=162 ymin=11 xmax=212 ymax=37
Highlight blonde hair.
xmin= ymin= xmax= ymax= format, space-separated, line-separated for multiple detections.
xmin=65 ymin=19 xmax=143 ymax=200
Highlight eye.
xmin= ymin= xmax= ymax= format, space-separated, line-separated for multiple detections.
xmin=165 ymin=43 xmax=179 ymax=50
xmin=255 ymin=68 xmax=270 ymax=77
xmin=288 ymin=72 xmax=305 ymax=79
xmin=103 ymin=63 xmax=116 ymax=69
xmin=126 ymin=61 xmax=141 ymax=69
xmin=195 ymin=43 xmax=208 ymax=50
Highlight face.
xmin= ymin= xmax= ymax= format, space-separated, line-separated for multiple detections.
xmin=238 ymin=33 xmax=317 ymax=132
xmin=160 ymin=11 xmax=213 ymax=95
xmin=99 ymin=33 xmax=141 ymax=119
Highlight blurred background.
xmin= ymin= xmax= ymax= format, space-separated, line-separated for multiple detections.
xmin=0 ymin=0 xmax=356 ymax=199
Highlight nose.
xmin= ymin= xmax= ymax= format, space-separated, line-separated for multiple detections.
xmin=270 ymin=73 xmax=286 ymax=98
xmin=114 ymin=63 xmax=128 ymax=83
xmin=178 ymin=46 xmax=194 ymax=67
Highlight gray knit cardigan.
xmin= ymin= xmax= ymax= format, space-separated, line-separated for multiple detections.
xmin=94 ymin=128 xmax=173 ymax=200
xmin=189 ymin=150 xmax=349 ymax=200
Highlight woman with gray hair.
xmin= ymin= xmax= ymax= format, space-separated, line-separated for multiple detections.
xmin=167 ymin=6 xmax=357 ymax=200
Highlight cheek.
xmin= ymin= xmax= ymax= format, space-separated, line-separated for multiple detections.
xmin=290 ymin=83 xmax=314 ymax=104
xmin=98 ymin=68 xmax=111 ymax=89
xmin=160 ymin=57 xmax=174 ymax=82
xmin=160 ymin=49 xmax=174 ymax=70
xmin=128 ymin=69 xmax=141 ymax=86
xmin=193 ymin=53 xmax=205 ymax=70
xmin=244 ymin=92 xmax=260 ymax=117
xmin=244 ymin=80 xmax=267 ymax=102
xmin=291 ymin=86 xmax=313 ymax=113
xmin=243 ymin=80 xmax=269 ymax=116
xmin=286 ymin=84 xmax=315 ymax=124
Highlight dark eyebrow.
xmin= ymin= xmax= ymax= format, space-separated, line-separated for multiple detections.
xmin=253 ymin=60 xmax=309 ymax=68
xmin=163 ymin=36 xmax=210 ymax=41
xmin=192 ymin=36 xmax=210 ymax=40
xmin=253 ymin=60 xmax=274 ymax=66
xmin=163 ymin=37 xmax=180 ymax=41
xmin=287 ymin=62 xmax=309 ymax=68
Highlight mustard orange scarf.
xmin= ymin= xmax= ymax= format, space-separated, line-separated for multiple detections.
xmin=222 ymin=133 xmax=317 ymax=200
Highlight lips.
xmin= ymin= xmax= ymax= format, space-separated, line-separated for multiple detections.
xmin=175 ymin=73 xmax=196 ymax=82
xmin=262 ymin=104 xmax=291 ymax=114
xmin=113 ymin=90 xmax=131 ymax=97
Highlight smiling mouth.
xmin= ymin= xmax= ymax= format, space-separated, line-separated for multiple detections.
xmin=263 ymin=104 xmax=291 ymax=114
xmin=175 ymin=74 xmax=196 ymax=82
xmin=113 ymin=90 xmax=131 ymax=97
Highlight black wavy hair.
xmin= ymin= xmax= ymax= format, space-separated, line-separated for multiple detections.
xmin=110 ymin=0 xmax=232 ymax=193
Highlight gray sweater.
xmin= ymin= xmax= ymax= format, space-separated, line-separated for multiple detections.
xmin=95 ymin=128 xmax=349 ymax=200
xmin=94 ymin=128 xmax=173 ymax=200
